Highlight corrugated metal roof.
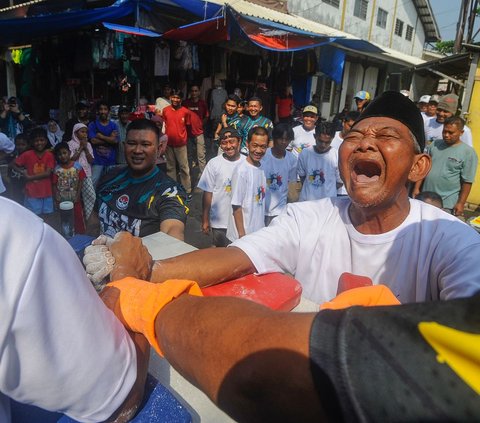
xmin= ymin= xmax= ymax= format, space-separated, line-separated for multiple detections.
xmin=412 ymin=0 xmax=441 ymax=42
xmin=208 ymin=0 xmax=425 ymax=66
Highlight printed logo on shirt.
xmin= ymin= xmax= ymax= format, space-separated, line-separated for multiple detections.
xmin=224 ymin=178 xmax=232 ymax=193
xmin=308 ymin=169 xmax=325 ymax=187
xmin=116 ymin=194 xmax=130 ymax=210
xmin=255 ymin=186 xmax=266 ymax=204
xmin=267 ymin=173 xmax=283 ymax=191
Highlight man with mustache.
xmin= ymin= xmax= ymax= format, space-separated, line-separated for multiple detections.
xmin=108 ymin=92 xmax=480 ymax=305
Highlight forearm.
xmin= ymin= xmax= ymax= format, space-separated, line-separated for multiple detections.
xmin=156 ymin=295 xmax=324 ymax=422
xmin=233 ymin=206 xmax=246 ymax=238
xmin=457 ymin=182 xmax=472 ymax=207
xmin=106 ymin=332 xmax=149 ymax=423
xmin=202 ymin=192 xmax=212 ymax=225
xmin=150 ymin=247 xmax=255 ymax=287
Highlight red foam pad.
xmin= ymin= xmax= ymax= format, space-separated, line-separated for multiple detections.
xmin=337 ymin=272 xmax=373 ymax=294
xmin=202 ymin=272 xmax=302 ymax=311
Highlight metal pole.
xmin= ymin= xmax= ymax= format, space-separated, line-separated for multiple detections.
xmin=454 ymin=0 xmax=470 ymax=53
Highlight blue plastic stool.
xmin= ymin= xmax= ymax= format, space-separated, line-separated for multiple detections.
xmin=11 ymin=374 xmax=191 ymax=423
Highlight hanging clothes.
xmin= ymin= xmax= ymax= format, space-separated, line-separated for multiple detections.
xmin=154 ymin=41 xmax=170 ymax=76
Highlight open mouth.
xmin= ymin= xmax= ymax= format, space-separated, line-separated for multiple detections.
xmin=353 ymin=160 xmax=381 ymax=183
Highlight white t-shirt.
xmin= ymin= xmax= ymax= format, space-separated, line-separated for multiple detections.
xmin=0 ymin=198 xmax=137 ymax=423
xmin=232 ymin=197 xmax=480 ymax=304
xmin=261 ymin=149 xmax=297 ymax=217
xmin=227 ymin=160 xmax=266 ymax=242
xmin=197 ymin=154 xmax=245 ymax=228
xmin=331 ymin=132 xmax=348 ymax=195
xmin=0 ymin=133 xmax=15 ymax=193
xmin=297 ymin=146 xmax=341 ymax=201
xmin=289 ymin=125 xmax=315 ymax=158
xmin=424 ymin=119 xmax=473 ymax=148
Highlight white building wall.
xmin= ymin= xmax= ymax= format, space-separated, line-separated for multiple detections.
xmin=288 ymin=0 xmax=427 ymax=56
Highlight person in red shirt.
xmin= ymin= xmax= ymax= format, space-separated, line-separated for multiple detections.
xmin=183 ymin=84 xmax=209 ymax=175
xmin=275 ymin=86 xmax=294 ymax=124
xmin=11 ymin=127 xmax=55 ymax=218
xmin=162 ymin=90 xmax=192 ymax=194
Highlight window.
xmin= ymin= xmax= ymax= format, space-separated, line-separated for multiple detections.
xmin=353 ymin=0 xmax=368 ymax=20
xmin=376 ymin=8 xmax=388 ymax=29
xmin=406 ymin=25 xmax=414 ymax=41
xmin=323 ymin=0 xmax=340 ymax=7
xmin=394 ymin=19 xmax=404 ymax=36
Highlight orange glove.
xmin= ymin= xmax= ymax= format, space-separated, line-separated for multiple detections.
xmin=320 ymin=285 xmax=400 ymax=310
xmin=101 ymin=277 xmax=203 ymax=356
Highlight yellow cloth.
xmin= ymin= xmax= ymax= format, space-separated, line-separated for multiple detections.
xmin=101 ymin=277 xmax=203 ymax=356
xmin=320 ymin=285 xmax=400 ymax=310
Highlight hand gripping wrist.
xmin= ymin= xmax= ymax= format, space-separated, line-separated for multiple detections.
xmin=101 ymin=278 xmax=203 ymax=356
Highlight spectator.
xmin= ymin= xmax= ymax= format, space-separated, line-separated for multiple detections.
xmin=0 ymin=131 xmax=15 ymax=195
xmin=62 ymin=102 xmax=90 ymax=142
xmin=46 ymin=119 xmax=64 ymax=148
xmin=5 ymin=133 xmax=29 ymax=203
xmin=289 ymin=105 xmax=319 ymax=158
xmin=353 ymin=90 xmax=370 ymax=112
xmin=52 ymin=142 xmax=86 ymax=234
xmin=150 ymin=114 xmax=168 ymax=174
xmin=213 ymin=95 xmax=242 ymax=149
xmin=154 ymin=83 xmax=172 ymax=115
xmin=274 ymin=86 xmax=294 ymax=124
xmin=415 ymin=116 xmax=478 ymax=217
xmin=297 ymin=122 xmax=342 ymax=201
xmin=415 ymin=191 xmax=443 ymax=209
xmin=261 ymin=123 xmax=297 ymax=225
xmin=424 ymin=93 xmax=473 ymax=148
xmin=226 ymin=126 xmax=268 ymax=242
xmin=88 ymin=101 xmax=119 ymax=186
xmin=198 ymin=127 xmax=245 ymax=247
xmin=183 ymin=84 xmax=209 ymax=175
xmin=236 ymin=97 xmax=273 ymax=154
xmin=11 ymin=127 xmax=55 ymax=218
xmin=417 ymin=94 xmax=430 ymax=113
xmin=96 ymin=119 xmax=188 ymax=239
xmin=114 ymin=106 xmax=131 ymax=165
xmin=162 ymin=90 xmax=192 ymax=194
xmin=68 ymin=123 xmax=95 ymax=222
xmin=0 ymin=96 xmax=31 ymax=141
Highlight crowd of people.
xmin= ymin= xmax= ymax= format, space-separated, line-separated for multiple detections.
xmin=1 ymin=86 xmax=480 ymax=422
xmin=0 ymin=85 xmax=478 ymax=240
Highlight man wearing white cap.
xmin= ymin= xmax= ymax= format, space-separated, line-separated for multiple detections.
xmin=417 ymin=94 xmax=430 ymax=116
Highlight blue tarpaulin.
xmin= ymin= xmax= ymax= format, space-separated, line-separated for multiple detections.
xmin=0 ymin=0 xmax=136 ymax=46
xmin=319 ymin=45 xmax=346 ymax=84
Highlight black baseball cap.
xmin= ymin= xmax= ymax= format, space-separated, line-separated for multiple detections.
xmin=219 ymin=127 xmax=241 ymax=140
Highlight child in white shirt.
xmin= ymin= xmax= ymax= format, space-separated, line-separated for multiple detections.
xmin=262 ymin=123 xmax=297 ymax=225
xmin=298 ymin=121 xmax=343 ymax=201
xmin=227 ymin=127 xmax=268 ymax=242
xmin=197 ymin=127 xmax=245 ymax=247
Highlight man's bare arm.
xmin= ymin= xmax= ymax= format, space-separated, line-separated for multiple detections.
xmin=109 ymin=232 xmax=255 ymax=288
xmin=202 ymin=191 xmax=213 ymax=234
xmin=453 ymin=181 xmax=472 ymax=216
xmin=106 ymin=332 xmax=150 ymax=423
xmin=150 ymin=247 xmax=255 ymax=287
xmin=160 ymin=219 xmax=185 ymax=241
xmin=232 ymin=205 xmax=246 ymax=238
xmin=156 ymin=295 xmax=326 ymax=423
